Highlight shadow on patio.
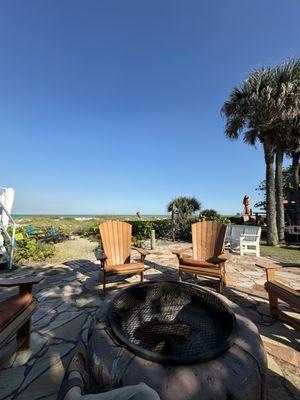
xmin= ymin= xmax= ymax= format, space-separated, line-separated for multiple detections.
xmin=0 ymin=255 xmax=299 ymax=399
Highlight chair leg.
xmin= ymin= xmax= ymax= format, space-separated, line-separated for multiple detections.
xmin=178 ymin=269 xmax=182 ymax=282
xmin=268 ymin=292 xmax=279 ymax=319
xmin=219 ymin=278 xmax=224 ymax=294
xmin=141 ymin=271 xmax=144 ymax=282
xmin=219 ymin=264 xmax=226 ymax=294
xmin=256 ymin=245 xmax=260 ymax=257
xmin=222 ymin=271 xmax=227 ymax=286
xmin=103 ymin=271 xmax=106 ymax=296
xmin=240 ymin=238 xmax=244 ymax=256
xmin=17 ymin=319 xmax=31 ymax=351
xmin=219 ymin=269 xmax=226 ymax=294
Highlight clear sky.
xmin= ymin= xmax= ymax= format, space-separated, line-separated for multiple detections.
xmin=1 ymin=1 xmax=299 ymax=215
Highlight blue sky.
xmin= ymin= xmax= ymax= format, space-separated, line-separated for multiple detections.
xmin=0 ymin=1 xmax=299 ymax=215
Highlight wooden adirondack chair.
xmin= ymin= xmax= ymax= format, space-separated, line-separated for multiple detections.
xmin=173 ymin=221 xmax=230 ymax=293
xmin=255 ymin=261 xmax=300 ymax=330
xmin=97 ymin=221 xmax=150 ymax=295
xmin=0 ymin=276 xmax=42 ymax=366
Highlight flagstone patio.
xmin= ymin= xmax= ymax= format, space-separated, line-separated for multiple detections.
xmin=0 ymin=241 xmax=299 ymax=400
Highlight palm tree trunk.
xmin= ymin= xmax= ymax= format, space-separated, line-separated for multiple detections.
xmin=275 ymin=146 xmax=285 ymax=242
xmin=292 ymin=153 xmax=300 ymax=225
xmin=171 ymin=205 xmax=176 ymax=241
xmin=263 ymin=136 xmax=278 ymax=245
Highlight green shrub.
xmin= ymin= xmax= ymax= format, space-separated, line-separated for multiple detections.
xmin=13 ymin=228 xmax=56 ymax=263
xmin=131 ymin=236 xmax=143 ymax=247
xmin=130 ymin=220 xmax=153 ymax=239
xmin=151 ymin=219 xmax=172 ymax=239
xmin=129 ymin=219 xmax=172 ymax=240
xmin=226 ymin=216 xmax=242 ymax=224
xmin=76 ymin=219 xmax=173 ymax=242
xmin=199 ymin=215 xmax=231 ymax=224
xmin=172 ymin=216 xmax=198 ymax=241
xmin=74 ymin=222 xmax=100 ymax=241
xmin=171 ymin=215 xmax=231 ymax=241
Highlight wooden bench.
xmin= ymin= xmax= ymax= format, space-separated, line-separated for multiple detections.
xmin=0 ymin=276 xmax=42 ymax=366
xmin=255 ymin=261 xmax=300 ymax=330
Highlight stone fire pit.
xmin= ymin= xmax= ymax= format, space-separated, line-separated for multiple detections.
xmin=87 ymin=282 xmax=267 ymax=400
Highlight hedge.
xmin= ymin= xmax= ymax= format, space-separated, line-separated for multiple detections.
xmin=75 ymin=219 xmax=172 ymax=242
xmin=130 ymin=219 xmax=172 ymax=240
xmin=76 ymin=216 xmax=231 ymax=243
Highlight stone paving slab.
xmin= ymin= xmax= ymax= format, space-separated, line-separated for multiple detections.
xmin=0 ymin=241 xmax=299 ymax=400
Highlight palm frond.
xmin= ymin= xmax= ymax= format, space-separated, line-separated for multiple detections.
xmin=221 ymin=57 xmax=300 ymax=148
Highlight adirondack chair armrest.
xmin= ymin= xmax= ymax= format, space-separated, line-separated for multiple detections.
xmin=131 ymin=247 xmax=150 ymax=256
xmin=0 ymin=276 xmax=43 ymax=295
xmin=206 ymin=253 xmax=231 ymax=264
xmin=255 ymin=261 xmax=282 ymax=282
xmin=131 ymin=247 xmax=151 ymax=261
xmin=217 ymin=252 xmax=231 ymax=262
xmin=95 ymin=251 xmax=107 ymax=268
xmin=172 ymin=247 xmax=192 ymax=260
xmin=255 ymin=261 xmax=282 ymax=270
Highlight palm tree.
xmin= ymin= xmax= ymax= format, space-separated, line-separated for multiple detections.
xmin=167 ymin=196 xmax=201 ymax=218
xmin=272 ymin=60 xmax=300 ymax=241
xmin=167 ymin=196 xmax=201 ymax=241
xmin=222 ymin=68 xmax=279 ymax=245
xmin=275 ymin=142 xmax=285 ymax=241
xmin=222 ymin=59 xmax=300 ymax=245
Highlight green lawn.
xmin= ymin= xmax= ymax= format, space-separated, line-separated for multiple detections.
xmin=260 ymin=243 xmax=300 ymax=263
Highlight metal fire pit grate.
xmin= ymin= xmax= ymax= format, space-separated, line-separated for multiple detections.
xmin=108 ymin=281 xmax=236 ymax=365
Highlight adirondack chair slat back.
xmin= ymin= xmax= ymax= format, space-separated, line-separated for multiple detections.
xmin=99 ymin=221 xmax=132 ymax=266
xmin=192 ymin=221 xmax=227 ymax=260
